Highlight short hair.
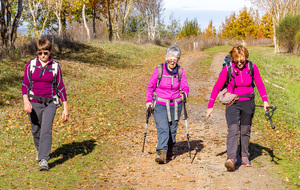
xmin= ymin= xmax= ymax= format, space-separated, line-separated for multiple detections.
xmin=230 ymin=45 xmax=249 ymax=60
xmin=36 ymin=38 xmax=52 ymax=52
xmin=166 ymin=45 xmax=181 ymax=58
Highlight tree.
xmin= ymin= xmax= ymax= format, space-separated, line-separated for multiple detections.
xmin=135 ymin=0 xmax=164 ymax=41
xmin=0 ymin=0 xmax=23 ymax=48
xmin=220 ymin=7 xmax=257 ymax=39
xmin=251 ymin=0 xmax=300 ymax=52
xmin=166 ymin=13 xmax=181 ymax=39
xmin=178 ymin=18 xmax=201 ymax=39
xmin=202 ymin=20 xmax=217 ymax=38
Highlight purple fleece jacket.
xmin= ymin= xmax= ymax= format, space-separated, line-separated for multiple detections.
xmin=22 ymin=57 xmax=67 ymax=103
xmin=208 ymin=61 xmax=268 ymax=108
xmin=146 ymin=64 xmax=189 ymax=106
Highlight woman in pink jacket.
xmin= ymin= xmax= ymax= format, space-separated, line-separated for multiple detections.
xmin=206 ymin=45 xmax=269 ymax=171
xmin=146 ymin=45 xmax=189 ymax=164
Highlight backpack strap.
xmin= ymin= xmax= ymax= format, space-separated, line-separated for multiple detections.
xmin=177 ymin=65 xmax=182 ymax=89
xmin=247 ymin=60 xmax=255 ymax=87
xmin=156 ymin=63 xmax=163 ymax=88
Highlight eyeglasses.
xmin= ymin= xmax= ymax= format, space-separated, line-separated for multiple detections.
xmin=37 ymin=51 xmax=49 ymax=56
xmin=167 ymin=59 xmax=178 ymax=64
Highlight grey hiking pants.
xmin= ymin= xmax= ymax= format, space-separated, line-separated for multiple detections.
xmin=225 ymin=99 xmax=255 ymax=162
xmin=28 ymin=102 xmax=57 ymax=161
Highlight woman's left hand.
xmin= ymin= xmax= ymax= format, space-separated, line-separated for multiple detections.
xmin=181 ymin=92 xmax=187 ymax=101
xmin=263 ymin=101 xmax=270 ymax=112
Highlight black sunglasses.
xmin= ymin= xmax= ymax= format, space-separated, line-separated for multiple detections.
xmin=37 ymin=52 xmax=49 ymax=56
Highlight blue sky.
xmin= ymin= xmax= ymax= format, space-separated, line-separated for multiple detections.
xmin=162 ymin=0 xmax=253 ymax=30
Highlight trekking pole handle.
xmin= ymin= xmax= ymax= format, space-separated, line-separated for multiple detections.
xmin=182 ymin=92 xmax=188 ymax=120
xmin=146 ymin=105 xmax=152 ymax=123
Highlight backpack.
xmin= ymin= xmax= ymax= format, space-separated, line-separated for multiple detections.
xmin=28 ymin=58 xmax=61 ymax=107
xmin=156 ymin=63 xmax=183 ymax=90
xmin=222 ymin=55 xmax=254 ymax=93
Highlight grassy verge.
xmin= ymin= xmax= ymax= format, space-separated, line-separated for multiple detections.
xmin=204 ymin=45 xmax=300 ymax=187
xmin=0 ymin=42 xmax=165 ymax=189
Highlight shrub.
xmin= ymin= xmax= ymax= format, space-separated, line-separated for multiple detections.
xmin=276 ymin=14 xmax=300 ymax=53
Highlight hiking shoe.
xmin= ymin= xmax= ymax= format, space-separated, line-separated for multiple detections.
xmin=39 ymin=159 xmax=49 ymax=171
xmin=155 ymin=150 xmax=166 ymax=164
xmin=166 ymin=146 xmax=173 ymax=160
xmin=242 ymin=157 xmax=251 ymax=167
xmin=225 ymin=158 xmax=235 ymax=171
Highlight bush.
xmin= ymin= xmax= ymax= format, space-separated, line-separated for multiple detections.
xmin=276 ymin=14 xmax=300 ymax=53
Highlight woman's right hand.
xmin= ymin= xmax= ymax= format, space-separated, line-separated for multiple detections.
xmin=23 ymin=95 xmax=32 ymax=113
xmin=146 ymin=103 xmax=153 ymax=109
xmin=206 ymin=108 xmax=213 ymax=119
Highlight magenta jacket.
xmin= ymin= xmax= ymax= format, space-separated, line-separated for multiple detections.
xmin=208 ymin=61 xmax=268 ymax=108
xmin=22 ymin=57 xmax=67 ymax=103
xmin=147 ymin=64 xmax=189 ymax=106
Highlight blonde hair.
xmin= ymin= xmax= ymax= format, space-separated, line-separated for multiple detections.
xmin=229 ymin=45 xmax=249 ymax=60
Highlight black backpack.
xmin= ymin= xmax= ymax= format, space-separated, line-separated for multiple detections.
xmin=222 ymin=55 xmax=254 ymax=92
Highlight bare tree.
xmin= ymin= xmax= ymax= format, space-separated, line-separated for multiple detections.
xmin=135 ymin=0 xmax=164 ymax=41
xmin=0 ymin=0 xmax=23 ymax=48
xmin=82 ymin=2 xmax=91 ymax=41
xmin=251 ymin=0 xmax=300 ymax=52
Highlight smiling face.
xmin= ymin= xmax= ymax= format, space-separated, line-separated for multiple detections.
xmin=166 ymin=56 xmax=180 ymax=70
xmin=232 ymin=55 xmax=246 ymax=69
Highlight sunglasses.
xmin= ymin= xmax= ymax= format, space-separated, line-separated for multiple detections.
xmin=37 ymin=51 xmax=49 ymax=56
xmin=233 ymin=60 xmax=246 ymax=64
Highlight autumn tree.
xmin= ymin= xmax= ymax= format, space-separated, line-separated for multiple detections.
xmin=220 ymin=7 xmax=257 ymax=39
xmin=0 ymin=0 xmax=23 ymax=48
xmin=202 ymin=20 xmax=216 ymax=38
xmin=258 ymin=12 xmax=273 ymax=38
xmin=251 ymin=0 xmax=300 ymax=52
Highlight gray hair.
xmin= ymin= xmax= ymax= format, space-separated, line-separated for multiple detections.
xmin=166 ymin=45 xmax=181 ymax=58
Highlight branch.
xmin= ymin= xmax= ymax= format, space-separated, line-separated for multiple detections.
xmin=264 ymin=79 xmax=285 ymax=90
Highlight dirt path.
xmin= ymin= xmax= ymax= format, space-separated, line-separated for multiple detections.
xmin=94 ymin=52 xmax=288 ymax=189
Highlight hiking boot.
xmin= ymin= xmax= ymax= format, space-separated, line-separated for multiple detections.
xmin=155 ymin=150 xmax=166 ymax=164
xmin=225 ymin=158 xmax=235 ymax=171
xmin=39 ymin=159 xmax=49 ymax=171
xmin=242 ymin=157 xmax=251 ymax=167
xmin=166 ymin=146 xmax=173 ymax=160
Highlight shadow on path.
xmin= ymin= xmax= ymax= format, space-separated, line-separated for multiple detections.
xmin=49 ymin=139 xmax=97 ymax=169
xmin=172 ymin=140 xmax=204 ymax=163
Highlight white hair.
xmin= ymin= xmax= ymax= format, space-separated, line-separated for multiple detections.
xmin=166 ymin=45 xmax=181 ymax=58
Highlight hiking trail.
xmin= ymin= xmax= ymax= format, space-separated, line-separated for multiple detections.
xmin=93 ymin=52 xmax=288 ymax=189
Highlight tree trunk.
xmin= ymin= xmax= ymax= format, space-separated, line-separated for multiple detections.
xmin=10 ymin=0 xmax=23 ymax=46
xmin=93 ymin=5 xmax=96 ymax=39
xmin=82 ymin=3 xmax=90 ymax=41
xmin=107 ymin=1 xmax=113 ymax=41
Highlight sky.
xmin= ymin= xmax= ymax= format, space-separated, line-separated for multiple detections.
xmin=162 ymin=0 xmax=253 ymax=30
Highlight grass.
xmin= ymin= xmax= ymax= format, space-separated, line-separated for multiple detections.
xmin=0 ymin=42 xmax=165 ymax=189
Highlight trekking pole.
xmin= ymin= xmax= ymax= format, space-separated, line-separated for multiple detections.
xmin=182 ymin=93 xmax=191 ymax=159
xmin=255 ymin=105 xmax=277 ymax=129
xmin=142 ymin=105 xmax=152 ymax=153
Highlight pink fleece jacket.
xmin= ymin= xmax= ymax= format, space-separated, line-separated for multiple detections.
xmin=208 ymin=61 xmax=268 ymax=108
xmin=22 ymin=57 xmax=67 ymax=103
xmin=147 ymin=64 xmax=189 ymax=106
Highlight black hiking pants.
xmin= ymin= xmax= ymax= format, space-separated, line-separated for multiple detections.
xmin=225 ymin=99 xmax=255 ymax=162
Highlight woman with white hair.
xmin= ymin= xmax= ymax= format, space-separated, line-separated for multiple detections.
xmin=146 ymin=45 xmax=189 ymax=164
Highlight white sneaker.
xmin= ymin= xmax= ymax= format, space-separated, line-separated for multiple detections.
xmin=39 ymin=159 xmax=49 ymax=171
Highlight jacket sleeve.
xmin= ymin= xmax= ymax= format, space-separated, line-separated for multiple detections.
xmin=207 ymin=66 xmax=228 ymax=108
xmin=56 ymin=64 xmax=68 ymax=102
xmin=21 ymin=61 xmax=31 ymax=96
xmin=146 ymin=67 xmax=159 ymax=103
xmin=253 ymin=63 xmax=268 ymax=102
xmin=180 ymin=68 xmax=189 ymax=97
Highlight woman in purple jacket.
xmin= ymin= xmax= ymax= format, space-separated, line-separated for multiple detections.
xmin=22 ymin=38 xmax=69 ymax=171
xmin=206 ymin=45 xmax=269 ymax=171
xmin=146 ymin=45 xmax=189 ymax=164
